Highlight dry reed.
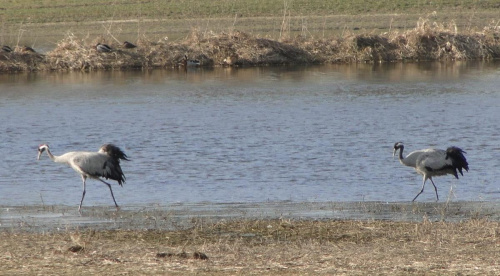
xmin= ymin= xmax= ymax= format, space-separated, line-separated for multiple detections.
xmin=1 ymin=19 xmax=499 ymax=72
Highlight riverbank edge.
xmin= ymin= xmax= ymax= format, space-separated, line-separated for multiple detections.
xmin=1 ymin=19 xmax=499 ymax=73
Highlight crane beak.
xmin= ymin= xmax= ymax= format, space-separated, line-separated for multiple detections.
xmin=392 ymin=148 xmax=397 ymax=158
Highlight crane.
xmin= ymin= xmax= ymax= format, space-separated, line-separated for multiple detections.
xmin=393 ymin=142 xmax=469 ymax=201
xmin=37 ymin=143 xmax=129 ymax=213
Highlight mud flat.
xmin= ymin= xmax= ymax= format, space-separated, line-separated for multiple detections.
xmin=1 ymin=201 xmax=499 ymax=275
xmin=1 ymin=201 xmax=499 ymax=232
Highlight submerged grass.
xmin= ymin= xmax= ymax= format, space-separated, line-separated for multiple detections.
xmin=1 ymin=16 xmax=500 ymax=72
xmin=1 ymin=218 xmax=499 ymax=274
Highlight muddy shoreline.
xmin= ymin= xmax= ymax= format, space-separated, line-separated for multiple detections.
xmin=2 ymin=201 xmax=499 ymax=275
xmin=2 ymin=201 xmax=499 ymax=232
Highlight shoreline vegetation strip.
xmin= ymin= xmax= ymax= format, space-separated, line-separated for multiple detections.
xmin=1 ymin=21 xmax=499 ymax=72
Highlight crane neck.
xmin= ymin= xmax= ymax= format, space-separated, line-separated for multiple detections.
xmin=44 ymin=148 xmax=57 ymax=162
xmin=396 ymin=146 xmax=416 ymax=168
xmin=397 ymin=146 xmax=404 ymax=161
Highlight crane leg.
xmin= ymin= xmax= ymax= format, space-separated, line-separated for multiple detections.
xmin=412 ymin=177 xmax=427 ymax=202
xmin=98 ymin=178 xmax=120 ymax=210
xmin=79 ymin=176 xmax=87 ymax=214
xmin=429 ymin=178 xmax=439 ymax=201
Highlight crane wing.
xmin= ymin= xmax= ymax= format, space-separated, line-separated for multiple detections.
xmin=417 ymin=149 xmax=458 ymax=178
xmin=70 ymin=153 xmax=126 ymax=186
xmin=101 ymin=158 xmax=126 ymax=185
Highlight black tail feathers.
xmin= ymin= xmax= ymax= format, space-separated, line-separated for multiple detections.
xmin=102 ymin=159 xmax=126 ymax=186
xmin=446 ymin=146 xmax=469 ymax=177
xmin=100 ymin=144 xmax=129 ymax=162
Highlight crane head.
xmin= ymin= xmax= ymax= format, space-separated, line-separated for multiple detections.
xmin=393 ymin=142 xmax=404 ymax=157
xmin=37 ymin=144 xmax=49 ymax=160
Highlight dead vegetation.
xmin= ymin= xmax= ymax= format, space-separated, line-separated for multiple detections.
xmin=0 ymin=218 xmax=499 ymax=275
xmin=1 ymin=18 xmax=500 ymax=72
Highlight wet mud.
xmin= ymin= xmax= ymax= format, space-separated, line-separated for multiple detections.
xmin=1 ymin=201 xmax=499 ymax=232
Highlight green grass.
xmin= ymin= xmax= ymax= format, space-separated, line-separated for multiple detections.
xmin=2 ymin=0 xmax=499 ymax=24
xmin=1 ymin=0 xmax=498 ymax=57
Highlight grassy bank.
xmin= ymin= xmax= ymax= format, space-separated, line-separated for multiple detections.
xmin=1 ymin=18 xmax=499 ymax=72
xmin=1 ymin=218 xmax=498 ymax=274
xmin=1 ymin=1 xmax=499 ymax=72
xmin=1 ymin=0 xmax=498 ymax=44
xmin=3 ymin=0 xmax=500 ymax=24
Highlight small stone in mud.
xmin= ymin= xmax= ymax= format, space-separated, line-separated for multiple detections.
xmin=156 ymin=251 xmax=207 ymax=260
xmin=193 ymin=251 xmax=209 ymax=260
xmin=68 ymin=245 xmax=83 ymax=252
xmin=156 ymin=252 xmax=173 ymax=258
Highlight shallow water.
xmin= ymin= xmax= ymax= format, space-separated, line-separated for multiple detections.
xmin=2 ymin=201 xmax=500 ymax=232
xmin=0 ymin=62 xmax=499 ymax=210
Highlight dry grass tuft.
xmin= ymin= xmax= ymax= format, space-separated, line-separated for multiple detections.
xmin=188 ymin=30 xmax=315 ymax=66
xmin=45 ymin=34 xmax=146 ymax=71
xmin=391 ymin=17 xmax=498 ymax=61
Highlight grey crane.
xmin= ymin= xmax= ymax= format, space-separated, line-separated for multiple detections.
xmin=37 ymin=143 xmax=129 ymax=213
xmin=393 ymin=142 xmax=469 ymax=201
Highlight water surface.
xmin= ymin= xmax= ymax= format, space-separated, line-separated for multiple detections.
xmin=0 ymin=62 xmax=499 ymax=209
